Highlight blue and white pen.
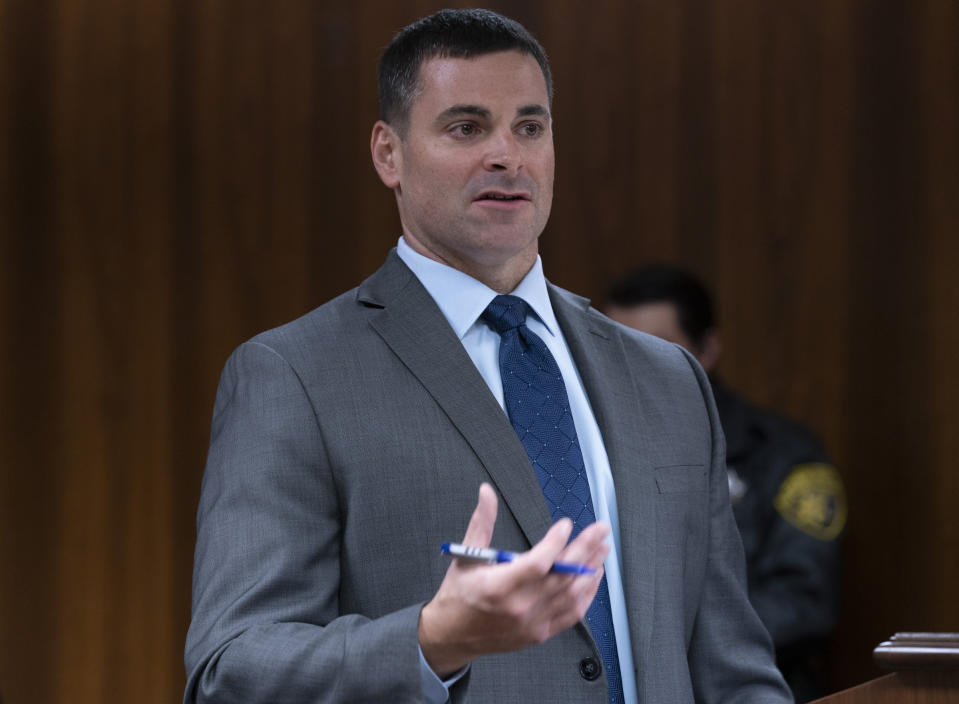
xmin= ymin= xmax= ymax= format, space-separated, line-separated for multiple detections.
xmin=441 ymin=542 xmax=596 ymax=576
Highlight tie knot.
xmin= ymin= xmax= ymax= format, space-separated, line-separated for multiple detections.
xmin=481 ymin=294 xmax=530 ymax=334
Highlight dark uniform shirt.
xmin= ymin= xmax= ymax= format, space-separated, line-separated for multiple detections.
xmin=713 ymin=380 xmax=846 ymax=703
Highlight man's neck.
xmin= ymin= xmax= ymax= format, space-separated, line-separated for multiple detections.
xmin=400 ymin=233 xmax=537 ymax=294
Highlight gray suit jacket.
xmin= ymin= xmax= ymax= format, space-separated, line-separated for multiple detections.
xmin=185 ymin=251 xmax=791 ymax=703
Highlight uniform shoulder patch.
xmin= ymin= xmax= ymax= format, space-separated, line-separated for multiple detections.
xmin=773 ymin=463 xmax=846 ymax=541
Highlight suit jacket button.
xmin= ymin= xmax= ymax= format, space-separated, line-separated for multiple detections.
xmin=579 ymin=656 xmax=601 ymax=681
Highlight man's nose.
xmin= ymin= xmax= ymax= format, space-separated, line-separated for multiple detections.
xmin=482 ymin=132 xmax=522 ymax=175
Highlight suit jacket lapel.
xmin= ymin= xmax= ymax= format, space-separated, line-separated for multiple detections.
xmin=549 ymin=284 xmax=658 ymax=670
xmin=358 ymin=252 xmax=554 ymax=548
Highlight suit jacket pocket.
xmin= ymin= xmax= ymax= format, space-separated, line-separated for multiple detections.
xmin=654 ymin=464 xmax=707 ymax=493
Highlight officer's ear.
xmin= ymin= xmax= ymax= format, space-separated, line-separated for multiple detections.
xmin=697 ymin=328 xmax=721 ymax=373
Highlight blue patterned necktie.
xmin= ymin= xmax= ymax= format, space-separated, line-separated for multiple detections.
xmin=481 ymin=294 xmax=625 ymax=704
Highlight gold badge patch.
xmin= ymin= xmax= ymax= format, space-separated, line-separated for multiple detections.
xmin=774 ymin=463 xmax=846 ymax=540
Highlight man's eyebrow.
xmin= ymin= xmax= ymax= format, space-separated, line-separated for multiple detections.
xmin=434 ymin=104 xmax=551 ymax=124
xmin=435 ymin=105 xmax=491 ymax=123
xmin=517 ymin=104 xmax=550 ymax=119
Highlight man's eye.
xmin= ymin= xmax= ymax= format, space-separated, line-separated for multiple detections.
xmin=521 ymin=123 xmax=542 ymax=137
xmin=453 ymin=124 xmax=476 ymax=136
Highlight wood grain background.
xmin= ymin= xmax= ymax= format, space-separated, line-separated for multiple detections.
xmin=1 ymin=1 xmax=956 ymax=702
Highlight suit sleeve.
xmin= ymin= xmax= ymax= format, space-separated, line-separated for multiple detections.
xmin=681 ymin=355 xmax=794 ymax=703
xmin=183 ymin=341 xmax=425 ymax=704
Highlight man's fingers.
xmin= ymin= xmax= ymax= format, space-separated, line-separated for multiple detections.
xmin=504 ymin=517 xmax=573 ymax=579
xmin=559 ymin=520 xmax=611 ymax=569
xmin=459 ymin=482 xmax=498 ymax=550
xmin=532 ymin=517 xmax=574 ymax=559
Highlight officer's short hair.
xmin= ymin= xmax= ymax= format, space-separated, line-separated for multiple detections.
xmin=606 ymin=264 xmax=716 ymax=349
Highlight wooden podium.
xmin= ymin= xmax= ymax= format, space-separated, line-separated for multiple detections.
xmin=811 ymin=633 xmax=959 ymax=703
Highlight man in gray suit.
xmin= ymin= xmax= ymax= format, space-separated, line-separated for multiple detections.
xmin=184 ymin=9 xmax=792 ymax=704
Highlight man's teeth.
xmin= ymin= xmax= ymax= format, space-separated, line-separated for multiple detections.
xmin=484 ymin=194 xmax=520 ymax=200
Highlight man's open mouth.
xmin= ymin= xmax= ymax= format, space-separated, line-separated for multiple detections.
xmin=477 ymin=192 xmax=528 ymax=202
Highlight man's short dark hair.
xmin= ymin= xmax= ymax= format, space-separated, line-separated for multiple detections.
xmin=606 ymin=264 xmax=716 ymax=349
xmin=377 ymin=8 xmax=553 ymax=136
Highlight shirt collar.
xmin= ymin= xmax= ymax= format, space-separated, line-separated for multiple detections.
xmin=395 ymin=236 xmax=559 ymax=340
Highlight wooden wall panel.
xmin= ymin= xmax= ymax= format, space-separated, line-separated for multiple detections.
xmin=918 ymin=0 xmax=959 ymax=626
xmin=2 ymin=2 xmax=67 ymax=703
xmin=1 ymin=1 xmax=956 ymax=701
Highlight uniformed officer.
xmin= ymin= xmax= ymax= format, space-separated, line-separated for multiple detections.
xmin=605 ymin=264 xmax=846 ymax=703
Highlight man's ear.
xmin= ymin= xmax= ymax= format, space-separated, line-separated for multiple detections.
xmin=371 ymin=120 xmax=401 ymax=189
xmin=697 ymin=328 xmax=722 ymax=374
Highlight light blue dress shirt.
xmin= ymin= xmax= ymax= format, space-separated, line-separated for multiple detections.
xmin=398 ymin=237 xmax=638 ymax=704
